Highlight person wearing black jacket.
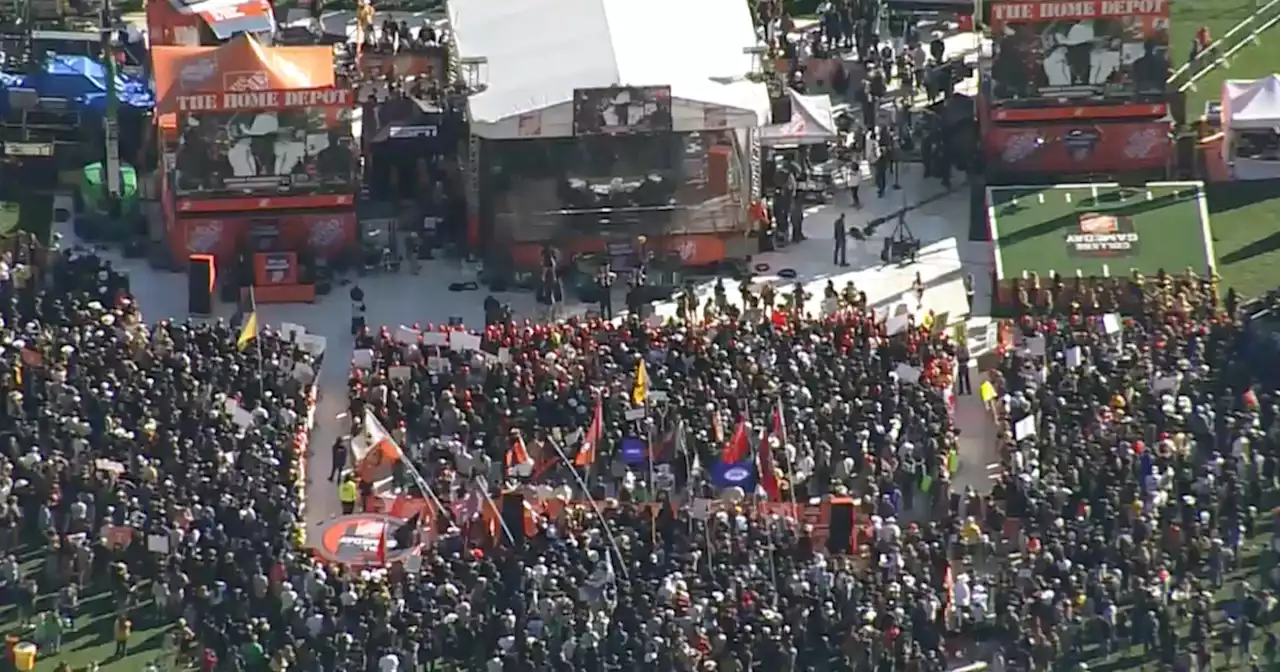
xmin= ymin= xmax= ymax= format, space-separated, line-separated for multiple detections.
xmin=596 ymin=260 xmax=617 ymax=320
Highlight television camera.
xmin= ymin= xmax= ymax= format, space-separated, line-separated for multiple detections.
xmin=880 ymin=210 xmax=920 ymax=265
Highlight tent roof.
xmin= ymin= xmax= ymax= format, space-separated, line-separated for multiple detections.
xmin=150 ymin=33 xmax=334 ymax=112
xmin=760 ymin=90 xmax=838 ymax=145
xmin=0 ymin=54 xmax=155 ymax=113
xmin=450 ymin=0 xmax=766 ymax=124
xmin=151 ymin=0 xmax=276 ymax=39
xmin=1224 ymin=75 xmax=1280 ymax=130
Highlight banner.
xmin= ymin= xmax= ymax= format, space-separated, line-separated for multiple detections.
xmin=988 ymin=0 xmax=1170 ymax=120
xmin=175 ymin=87 xmax=354 ymax=113
xmin=983 ymin=120 xmax=1170 ymax=174
xmin=572 ymin=86 xmax=673 ymax=136
xmin=174 ymin=97 xmax=356 ymax=202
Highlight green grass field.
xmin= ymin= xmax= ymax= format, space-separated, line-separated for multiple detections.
xmin=1172 ymin=0 xmax=1280 ymax=119
xmin=0 ymin=553 xmax=172 ymax=672
xmin=990 ymin=182 xmax=1215 ymax=282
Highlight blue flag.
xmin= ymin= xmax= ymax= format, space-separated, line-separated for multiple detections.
xmin=620 ymin=436 xmax=648 ymax=466
xmin=710 ymin=460 xmax=757 ymax=491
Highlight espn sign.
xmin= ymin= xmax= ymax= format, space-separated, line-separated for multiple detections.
xmin=174 ymin=87 xmax=354 ymax=112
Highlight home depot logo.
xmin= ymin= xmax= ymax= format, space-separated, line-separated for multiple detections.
xmin=224 ymin=71 xmax=270 ymax=92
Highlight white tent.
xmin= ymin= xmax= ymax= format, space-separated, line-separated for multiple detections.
xmin=1222 ymin=75 xmax=1280 ymax=180
xmin=760 ymin=90 xmax=839 ymax=146
xmin=1223 ymin=75 xmax=1280 ymax=129
xmin=448 ymin=0 xmax=770 ymax=139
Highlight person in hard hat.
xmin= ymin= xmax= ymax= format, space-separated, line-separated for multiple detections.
xmin=338 ymin=475 xmax=359 ymax=515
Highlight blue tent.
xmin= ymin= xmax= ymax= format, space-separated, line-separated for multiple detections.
xmin=0 ymin=54 xmax=155 ymax=116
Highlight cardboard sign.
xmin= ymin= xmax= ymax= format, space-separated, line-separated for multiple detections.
xmin=388 ymin=366 xmax=412 ymax=381
xmin=395 ymin=326 xmax=420 ymax=345
xmin=101 ymin=525 xmax=133 ymax=550
xmin=422 ymin=332 xmax=449 ymax=347
xmin=894 ymin=363 xmax=922 ymax=384
xmin=497 ymin=347 xmax=512 ymax=364
xmin=147 ymin=534 xmax=170 ymax=554
xmin=352 ymin=349 xmax=374 ymax=369
xmin=280 ymin=322 xmax=306 ymax=342
xmin=298 ymin=334 xmax=327 ymax=358
xmin=451 ymin=333 xmax=482 ymax=352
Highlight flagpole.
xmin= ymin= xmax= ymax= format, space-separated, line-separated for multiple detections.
xmin=754 ymin=425 xmax=780 ymax=594
xmin=546 ymin=435 xmax=630 ymax=580
xmin=646 ymin=405 xmax=658 ymax=547
xmin=777 ymin=396 xmax=800 ymax=520
xmin=251 ymin=286 xmax=264 ymax=399
xmin=474 ymin=476 xmax=518 ymax=547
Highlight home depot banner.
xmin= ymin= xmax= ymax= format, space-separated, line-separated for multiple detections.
xmin=988 ymin=0 xmax=1171 ymax=121
xmin=983 ymin=120 xmax=1171 ymax=174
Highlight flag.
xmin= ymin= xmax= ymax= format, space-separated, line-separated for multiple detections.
xmin=757 ymin=437 xmax=781 ymax=501
xmin=237 ymin=312 xmax=258 ymax=351
xmin=375 ymin=526 xmax=388 ymax=566
xmin=575 ymin=394 xmax=602 ymax=467
xmin=631 ymin=360 xmax=649 ymax=406
xmin=393 ymin=511 xmax=421 ymax=549
xmin=505 ymin=435 xmax=533 ymax=477
xmin=710 ymin=459 xmax=756 ymax=491
xmin=720 ymin=416 xmax=749 ymax=464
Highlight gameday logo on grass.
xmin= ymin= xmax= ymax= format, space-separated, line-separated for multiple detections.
xmin=1066 ymin=212 xmax=1139 ymax=257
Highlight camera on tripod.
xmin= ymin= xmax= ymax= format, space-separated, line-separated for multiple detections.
xmin=880 ymin=211 xmax=920 ymax=264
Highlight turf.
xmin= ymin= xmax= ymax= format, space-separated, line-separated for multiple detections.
xmin=990 ymin=182 xmax=1213 ymax=281
xmin=0 ymin=553 xmax=173 ymax=672
xmin=1172 ymin=0 xmax=1280 ymax=120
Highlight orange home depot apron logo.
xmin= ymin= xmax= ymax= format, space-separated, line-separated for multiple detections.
xmin=225 ymin=71 xmax=270 ymax=92
xmin=1124 ymin=127 xmax=1163 ymax=159
xmin=186 ymin=220 xmax=225 ymax=253
xmin=308 ymin=218 xmax=345 ymax=248
xmin=675 ymin=238 xmax=698 ymax=262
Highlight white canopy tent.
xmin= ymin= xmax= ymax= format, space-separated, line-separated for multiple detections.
xmin=448 ymin=0 xmax=770 ymax=139
xmin=760 ymin=90 xmax=839 ymax=146
xmin=1222 ymin=75 xmax=1280 ymax=181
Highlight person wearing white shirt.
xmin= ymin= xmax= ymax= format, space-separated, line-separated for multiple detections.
xmin=377 ymin=651 xmax=400 ymax=672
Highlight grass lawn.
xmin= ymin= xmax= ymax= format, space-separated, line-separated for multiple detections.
xmin=990 ymin=182 xmax=1213 ymax=281
xmin=0 ymin=552 xmax=173 ymax=672
xmin=1172 ymin=0 xmax=1280 ymax=119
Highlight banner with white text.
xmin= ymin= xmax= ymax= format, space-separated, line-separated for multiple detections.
xmin=173 ymin=94 xmax=356 ymax=198
xmin=989 ymin=0 xmax=1170 ymax=103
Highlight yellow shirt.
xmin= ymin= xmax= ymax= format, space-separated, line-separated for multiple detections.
xmin=338 ymin=481 xmax=358 ymax=504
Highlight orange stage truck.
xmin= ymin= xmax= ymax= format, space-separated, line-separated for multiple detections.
xmin=151 ymin=35 xmax=361 ymax=287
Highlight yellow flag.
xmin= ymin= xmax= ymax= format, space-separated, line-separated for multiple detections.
xmin=632 ymin=360 xmax=649 ymax=406
xmin=237 ymin=312 xmax=259 ymax=351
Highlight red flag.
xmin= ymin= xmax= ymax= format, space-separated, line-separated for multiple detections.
xmin=720 ymin=417 xmax=749 ymax=463
xmin=375 ymin=525 xmax=388 ymax=566
xmin=575 ymin=394 xmax=602 ymax=467
xmin=505 ymin=435 xmax=533 ymax=474
xmin=758 ymin=439 xmax=780 ymax=501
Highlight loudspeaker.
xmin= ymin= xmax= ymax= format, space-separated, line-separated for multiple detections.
xmin=826 ymin=502 xmax=855 ymax=554
xmin=499 ymin=492 xmax=526 ymax=547
xmin=188 ymin=254 xmax=215 ymax=316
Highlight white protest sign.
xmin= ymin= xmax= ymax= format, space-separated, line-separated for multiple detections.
xmin=280 ymin=322 xmax=306 ymax=342
xmin=395 ymin=325 xmax=420 ymax=345
xmin=624 ymin=407 xmax=646 ymax=421
xmin=1102 ymin=313 xmax=1122 ymax=335
xmin=886 ymin=314 xmax=910 ymax=335
xmin=1152 ymin=374 xmax=1181 ymax=393
xmin=1065 ymin=346 xmax=1082 ymax=368
xmin=147 ymin=534 xmax=170 ymax=554
xmin=1024 ymin=335 xmax=1046 ymax=357
xmin=223 ymin=398 xmax=255 ymax=429
xmin=894 ymin=363 xmax=922 ymax=384
xmin=351 ymin=348 xmax=374 ymax=370
xmin=388 ymin=365 xmax=412 ymax=381
xmin=1014 ymin=415 xmax=1036 ymax=441
xmin=298 ymin=334 xmax=327 ymax=359
xmin=422 ymin=332 xmax=449 ymax=347
xmin=497 ymin=347 xmax=512 ymax=364
xmin=450 ymin=333 xmax=482 ymax=352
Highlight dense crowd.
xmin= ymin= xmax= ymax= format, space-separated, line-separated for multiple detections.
xmin=0 ymin=248 xmax=316 ymax=671
xmin=986 ymin=271 xmax=1280 ymax=670
xmin=12 ymin=241 xmax=1280 ymax=672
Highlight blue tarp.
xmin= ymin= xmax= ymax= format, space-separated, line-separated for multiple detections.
xmin=0 ymin=54 xmax=155 ymax=116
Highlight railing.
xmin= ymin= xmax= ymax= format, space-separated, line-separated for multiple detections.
xmin=1168 ymin=0 xmax=1280 ymax=88
xmin=1178 ymin=10 xmax=1280 ymax=94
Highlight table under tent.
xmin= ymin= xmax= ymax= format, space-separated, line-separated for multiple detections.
xmin=760 ymin=89 xmax=840 ymax=203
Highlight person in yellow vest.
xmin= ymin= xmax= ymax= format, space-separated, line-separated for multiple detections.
xmin=338 ymin=475 xmax=359 ymax=515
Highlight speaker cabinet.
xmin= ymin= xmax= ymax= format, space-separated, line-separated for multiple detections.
xmin=188 ymin=254 xmax=215 ymax=316
xmin=499 ymin=492 xmax=526 ymax=547
xmin=826 ymin=502 xmax=855 ymax=555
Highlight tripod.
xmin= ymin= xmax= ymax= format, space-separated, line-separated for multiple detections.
xmin=881 ymin=211 xmax=920 ymax=265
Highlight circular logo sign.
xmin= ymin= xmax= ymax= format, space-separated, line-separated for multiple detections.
xmin=723 ymin=466 xmax=751 ymax=482
xmin=317 ymin=514 xmax=417 ymax=566
xmin=186 ymin=220 xmax=225 ymax=254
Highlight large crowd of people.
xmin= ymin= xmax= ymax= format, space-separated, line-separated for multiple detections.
xmin=9 ymin=237 xmax=1280 ymax=672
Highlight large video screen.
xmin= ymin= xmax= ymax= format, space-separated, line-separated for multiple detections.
xmin=572 ymin=86 xmax=673 ymax=136
xmin=989 ymin=0 xmax=1170 ymax=101
xmin=173 ymin=107 xmax=356 ymax=197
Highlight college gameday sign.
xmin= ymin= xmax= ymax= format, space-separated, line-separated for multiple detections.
xmin=175 ymin=87 xmax=354 ymax=112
